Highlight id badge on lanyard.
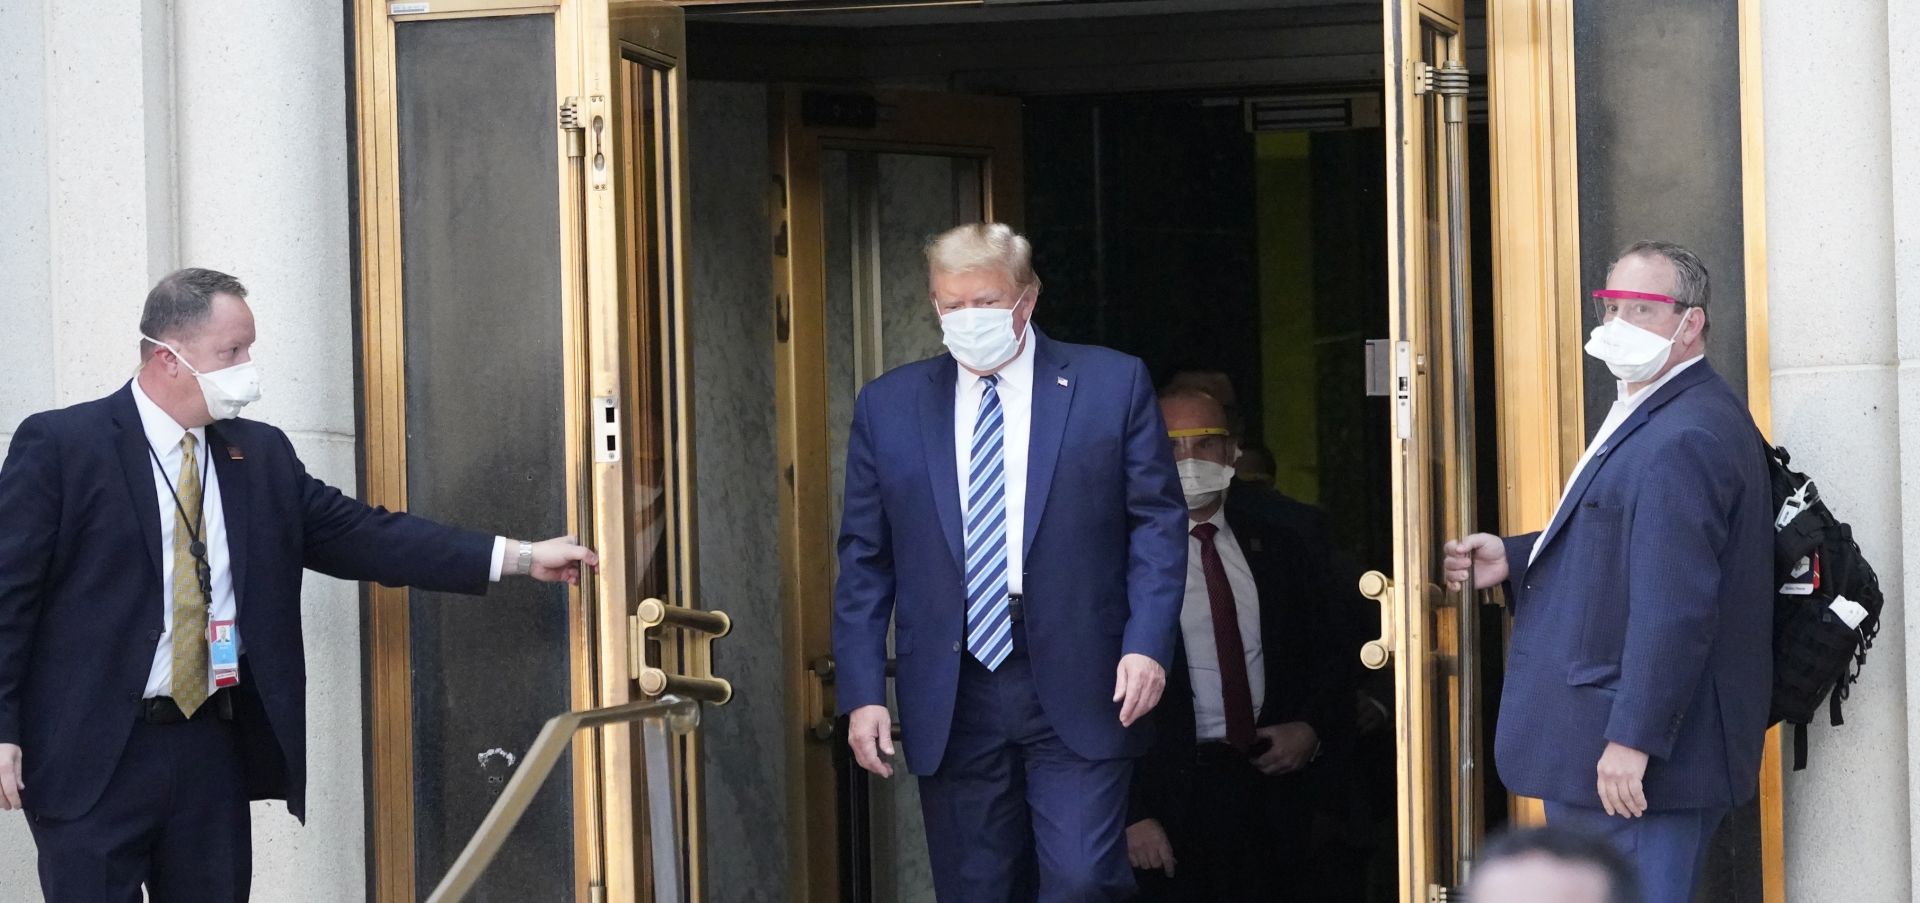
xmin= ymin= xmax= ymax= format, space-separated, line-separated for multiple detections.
xmin=209 ymin=619 xmax=240 ymax=688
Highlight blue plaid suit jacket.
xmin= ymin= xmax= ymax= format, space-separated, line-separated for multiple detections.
xmin=1496 ymin=360 xmax=1773 ymax=810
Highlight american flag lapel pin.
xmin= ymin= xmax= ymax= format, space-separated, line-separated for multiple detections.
xmin=1057 ymin=376 xmax=1069 ymax=387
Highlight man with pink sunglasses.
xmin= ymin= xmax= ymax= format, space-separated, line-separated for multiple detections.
xmin=1443 ymin=241 xmax=1773 ymax=903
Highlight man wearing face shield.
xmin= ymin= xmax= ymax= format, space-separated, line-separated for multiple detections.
xmin=1123 ymin=386 xmax=1350 ymax=901
xmin=1443 ymin=242 xmax=1772 ymax=903
xmin=0 ymin=268 xmax=598 ymax=902
xmin=833 ymin=223 xmax=1187 ymax=901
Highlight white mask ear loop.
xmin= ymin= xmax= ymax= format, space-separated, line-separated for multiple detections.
xmin=141 ymin=334 xmax=204 ymax=376
xmin=1670 ymin=307 xmax=1697 ymax=343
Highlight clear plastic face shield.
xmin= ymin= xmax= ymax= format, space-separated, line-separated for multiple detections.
xmin=1167 ymin=426 xmax=1235 ymax=463
xmin=1590 ymin=288 xmax=1690 ymax=330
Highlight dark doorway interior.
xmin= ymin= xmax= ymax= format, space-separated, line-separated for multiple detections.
xmin=1025 ymin=93 xmax=1508 ymax=901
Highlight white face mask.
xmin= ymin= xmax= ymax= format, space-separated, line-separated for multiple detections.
xmin=1176 ymin=458 xmax=1235 ymax=511
xmin=1583 ymin=310 xmax=1693 ymax=384
xmin=938 ymin=294 xmax=1029 ymax=373
xmin=144 ymin=334 xmax=263 ymax=420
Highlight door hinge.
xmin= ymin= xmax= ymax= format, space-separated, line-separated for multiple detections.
xmin=1414 ymin=61 xmax=1471 ymax=97
xmin=560 ymin=97 xmax=585 ymax=159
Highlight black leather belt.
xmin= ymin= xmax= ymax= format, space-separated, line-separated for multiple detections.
xmin=142 ymin=689 xmax=234 ymax=724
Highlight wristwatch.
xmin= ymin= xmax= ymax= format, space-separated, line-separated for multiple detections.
xmin=517 ymin=540 xmax=535 ymax=577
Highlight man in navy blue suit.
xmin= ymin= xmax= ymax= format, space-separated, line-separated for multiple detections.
xmin=0 ymin=268 xmax=598 ymax=902
xmin=833 ymin=223 xmax=1188 ymax=901
xmin=1445 ymin=241 xmax=1772 ymax=903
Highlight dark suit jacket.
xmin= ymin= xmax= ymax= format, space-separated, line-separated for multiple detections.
xmin=832 ymin=329 xmax=1188 ymax=774
xmin=1497 ymin=361 xmax=1772 ymax=810
xmin=0 ymin=384 xmax=495 ymax=821
xmin=1128 ymin=488 xmax=1354 ymax=828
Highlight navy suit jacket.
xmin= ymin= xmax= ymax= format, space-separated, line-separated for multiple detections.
xmin=0 ymin=385 xmax=495 ymax=821
xmin=1496 ymin=361 xmax=1772 ymax=810
xmin=832 ymin=330 xmax=1188 ymax=774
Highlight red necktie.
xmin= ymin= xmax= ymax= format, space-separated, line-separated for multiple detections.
xmin=1191 ymin=522 xmax=1256 ymax=751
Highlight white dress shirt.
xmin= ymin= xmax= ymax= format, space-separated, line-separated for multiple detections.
xmin=132 ymin=380 xmax=242 ymax=699
xmin=1181 ymin=508 xmax=1266 ymax=741
xmin=1531 ymin=355 xmax=1706 ymax=564
xmin=955 ymin=335 xmax=1036 ymax=596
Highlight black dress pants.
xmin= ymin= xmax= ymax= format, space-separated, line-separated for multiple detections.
xmin=28 ymin=713 xmax=251 ymax=903
xmin=1134 ymin=745 xmax=1312 ymax=902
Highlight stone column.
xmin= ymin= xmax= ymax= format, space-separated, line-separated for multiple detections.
xmin=1763 ymin=0 xmax=1912 ymax=898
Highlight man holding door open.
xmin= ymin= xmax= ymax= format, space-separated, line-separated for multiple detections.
xmin=1443 ymin=241 xmax=1771 ymax=903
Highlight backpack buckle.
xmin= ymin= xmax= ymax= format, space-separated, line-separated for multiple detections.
xmin=1776 ymin=480 xmax=1815 ymax=530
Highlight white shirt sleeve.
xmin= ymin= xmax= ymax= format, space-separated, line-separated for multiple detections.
xmin=489 ymin=536 xmax=508 ymax=581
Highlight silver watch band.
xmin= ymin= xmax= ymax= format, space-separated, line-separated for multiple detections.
xmin=517 ymin=540 xmax=535 ymax=577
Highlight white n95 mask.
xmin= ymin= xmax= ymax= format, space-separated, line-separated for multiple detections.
xmin=1583 ymin=311 xmax=1691 ymax=383
xmin=1176 ymin=458 xmax=1235 ymax=511
xmin=144 ymin=334 xmax=264 ymax=420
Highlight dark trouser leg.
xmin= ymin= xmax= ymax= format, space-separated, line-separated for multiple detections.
xmin=147 ymin=717 xmax=251 ymax=903
xmin=1544 ymin=801 xmax=1729 ymax=903
xmin=1173 ymin=752 xmax=1270 ymax=903
xmin=1259 ymin=772 xmax=1315 ymax=898
xmin=919 ymin=657 xmax=1036 ymax=903
xmin=1018 ymin=688 xmax=1134 ymax=903
xmin=28 ymin=714 xmax=245 ymax=903
xmin=26 ymin=727 xmax=159 ymax=903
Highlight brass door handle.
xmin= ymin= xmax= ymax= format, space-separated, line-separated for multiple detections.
xmin=631 ymin=598 xmax=734 ymax=705
xmin=807 ymin=657 xmax=836 ymax=739
xmin=1358 ymin=570 xmax=1395 ymax=670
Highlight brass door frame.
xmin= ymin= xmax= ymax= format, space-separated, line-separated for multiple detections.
xmin=1381 ymin=1 xmax=1477 ymax=898
xmin=581 ymin=4 xmax=705 ymax=902
xmin=769 ymin=87 xmax=1023 ymax=901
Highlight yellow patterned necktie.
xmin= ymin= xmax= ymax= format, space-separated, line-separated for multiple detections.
xmin=170 ymin=433 xmax=210 ymax=717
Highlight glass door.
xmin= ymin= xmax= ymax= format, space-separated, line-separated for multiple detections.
xmin=1376 ymin=0 xmax=1484 ymax=900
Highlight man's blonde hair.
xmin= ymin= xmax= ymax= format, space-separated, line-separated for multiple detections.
xmin=925 ymin=222 xmax=1040 ymax=290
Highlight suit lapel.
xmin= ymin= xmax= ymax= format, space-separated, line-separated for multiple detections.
xmin=111 ymin=387 xmax=164 ymax=580
xmin=920 ymin=361 xmax=967 ymax=577
xmin=1533 ymin=361 xmax=1718 ymax=559
xmin=1022 ymin=332 xmax=1074 ymax=553
xmin=207 ymin=425 xmax=251 ymax=606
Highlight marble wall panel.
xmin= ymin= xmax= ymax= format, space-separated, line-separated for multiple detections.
xmin=687 ymin=81 xmax=789 ymax=903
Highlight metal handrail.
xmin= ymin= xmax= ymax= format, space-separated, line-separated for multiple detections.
xmin=425 ymin=694 xmax=704 ymax=903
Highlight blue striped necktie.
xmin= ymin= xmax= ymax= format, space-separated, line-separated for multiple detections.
xmin=965 ymin=374 xmax=1013 ymax=670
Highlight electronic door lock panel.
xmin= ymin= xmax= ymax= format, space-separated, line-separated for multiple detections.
xmin=593 ymin=395 xmax=620 ymax=463
xmin=1394 ymin=342 xmax=1412 ymax=440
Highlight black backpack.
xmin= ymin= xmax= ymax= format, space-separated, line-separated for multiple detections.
xmin=1763 ymin=441 xmax=1885 ymax=770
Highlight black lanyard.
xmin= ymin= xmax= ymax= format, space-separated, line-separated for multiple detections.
xmin=146 ymin=437 xmax=214 ymax=603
